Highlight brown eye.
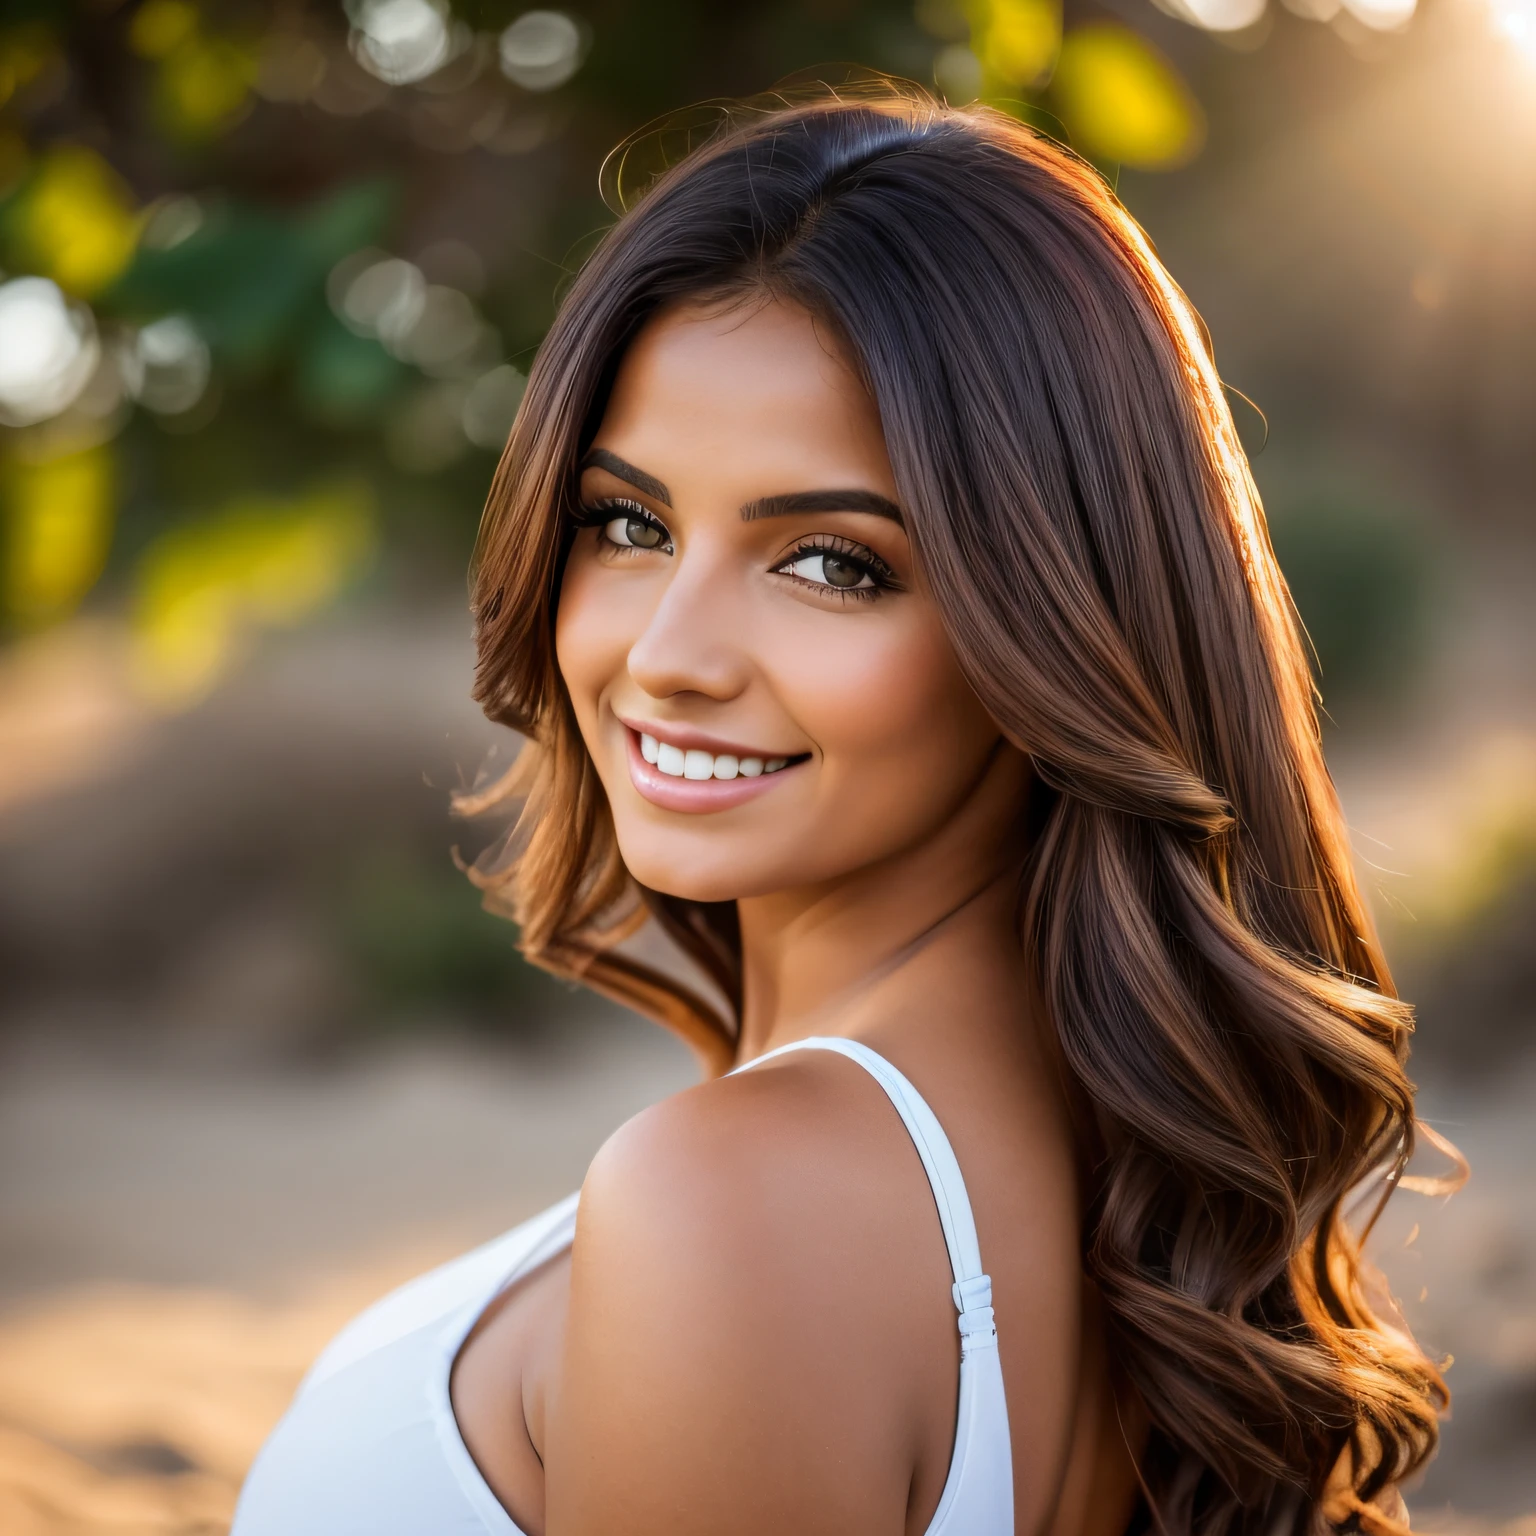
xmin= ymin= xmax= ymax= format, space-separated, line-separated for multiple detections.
xmin=601 ymin=510 xmax=669 ymax=550
xmin=821 ymin=552 xmax=864 ymax=588
xmin=781 ymin=549 xmax=876 ymax=591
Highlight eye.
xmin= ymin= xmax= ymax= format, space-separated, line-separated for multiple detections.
xmin=604 ymin=511 xmax=668 ymax=550
xmin=772 ymin=536 xmax=895 ymax=598
xmin=782 ymin=550 xmax=875 ymax=590
xmin=578 ymin=497 xmax=673 ymax=553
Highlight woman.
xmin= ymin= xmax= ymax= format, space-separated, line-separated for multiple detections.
xmin=232 ymin=85 xmax=1449 ymax=1536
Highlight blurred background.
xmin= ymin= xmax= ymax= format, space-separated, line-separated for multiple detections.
xmin=0 ymin=0 xmax=1532 ymax=1531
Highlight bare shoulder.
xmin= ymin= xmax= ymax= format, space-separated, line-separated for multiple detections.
xmin=543 ymin=1043 xmax=1091 ymax=1536
xmin=580 ymin=1049 xmax=913 ymax=1259
xmin=570 ymin=1050 xmax=953 ymax=1366
xmin=544 ymin=1052 xmax=954 ymax=1536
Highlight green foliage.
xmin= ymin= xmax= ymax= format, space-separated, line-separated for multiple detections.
xmin=1267 ymin=489 xmax=1433 ymax=704
xmin=0 ymin=0 xmax=1222 ymax=668
xmin=111 ymin=180 xmax=399 ymax=377
xmin=337 ymin=848 xmax=557 ymax=1025
xmin=1400 ymin=833 xmax=1536 ymax=1075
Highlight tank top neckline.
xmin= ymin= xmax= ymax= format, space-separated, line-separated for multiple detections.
xmin=428 ymin=1035 xmax=1011 ymax=1536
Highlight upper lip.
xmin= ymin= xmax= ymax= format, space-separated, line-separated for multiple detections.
xmin=616 ymin=714 xmax=801 ymax=761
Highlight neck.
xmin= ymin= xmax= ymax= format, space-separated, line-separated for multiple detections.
xmin=732 ymin=744 xmax=1031 ymax=1063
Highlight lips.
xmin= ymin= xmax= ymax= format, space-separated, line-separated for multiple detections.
xmin=618 ymin=721 xmax=807 ymax=813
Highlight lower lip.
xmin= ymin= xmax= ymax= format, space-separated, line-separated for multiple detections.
xmin=623 ymin=730 xmax=799 ymax=813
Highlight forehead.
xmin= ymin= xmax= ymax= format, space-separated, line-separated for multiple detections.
xmin=592 ymin=297 xmax=894 ymax=493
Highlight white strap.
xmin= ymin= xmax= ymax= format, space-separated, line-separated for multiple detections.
xmin=733 ymin=1036 xmax=996 ymax=1350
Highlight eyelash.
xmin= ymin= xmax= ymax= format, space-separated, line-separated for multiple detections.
xmin=771 ymin=534 xmax=897 ymax=603
xmin=572 ymin=497 xmax=673 ymax=555
xmin=572 ymin=502 xmax=899 ymax=601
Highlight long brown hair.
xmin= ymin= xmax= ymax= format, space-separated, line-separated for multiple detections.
xmin=461 ymin=81 xmax=1451 ymax=1536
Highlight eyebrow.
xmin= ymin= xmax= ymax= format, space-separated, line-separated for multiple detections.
xmin=579 ymin=448 xmax=904 ymax=527
xmin=578 ymin=448 xmax=671 ymax=506
xmin=741 ymin=489 xmax=903 ymax=525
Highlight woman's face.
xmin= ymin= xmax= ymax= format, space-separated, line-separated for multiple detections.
xmin=555 ymin=296 xmax=1005 ymax=904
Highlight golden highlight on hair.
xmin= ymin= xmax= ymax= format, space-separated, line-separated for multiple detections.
xmin=460 ymin=80 xmax=1453 ymax=1536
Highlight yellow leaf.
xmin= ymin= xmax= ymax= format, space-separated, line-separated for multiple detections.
xmin=132 ymin=484 xmax=375 ymax=710
xmin=971 ymin=0 xmax=1061 ymax=89
xmin=156 ymin=36 xmax=257 ymax=138
xmin=1049 ymin=24 xmax=1204 ymax=170
xmin=15 ymin=145 xmax=142 ymax=298
xmin=128 ymin=0 xmax=199 ymax=60
xmin=2 ymin=446 xmax=115 ymax=624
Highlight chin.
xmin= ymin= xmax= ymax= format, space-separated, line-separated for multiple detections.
xmin=628 ymin=864 xmax=748 ymax=905
xmin=615 ymin=829 xmax=780 ymax=906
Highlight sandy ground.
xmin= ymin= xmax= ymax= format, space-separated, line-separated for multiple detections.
xmin=0 ymin=1023 xmax=697 ymax=1534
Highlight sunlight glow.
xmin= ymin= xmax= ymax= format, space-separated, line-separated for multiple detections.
xmin=1340 ymin=0 xmax=1418 ymax=30
xmin=1155 ymin=0 xmax=1269 ymax=34
xmin=1489 ymin=0 xmax=1536 ymax=59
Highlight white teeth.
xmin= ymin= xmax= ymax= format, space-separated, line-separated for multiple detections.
xmin=639 ymin=732 xmax=790 ymax=781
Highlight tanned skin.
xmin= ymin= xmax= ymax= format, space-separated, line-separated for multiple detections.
xmin=450 ymin=295 xmax=1148 ymax=1536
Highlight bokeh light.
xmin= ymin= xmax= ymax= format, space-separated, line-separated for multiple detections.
xmin=1341 ymin=0 xmax=1418 ymax=31
xmin=461 ymin=364 xmax=527 ymax=451
xmin=933 ymin=41 xmax=984 ymax=102
xmin=128 ymin=1 xmax=257 ymax=140
xmin=140 ymin=193 xmax=205 ymax=252
xmin=131 ymin=484 xmax=375 ymax=710
xmin=127 ymin=315 xmax=212 ymax=417
xmin=499 ymin=11 xmax=586 ymax=92
xmin=2 ymin=446 xmax=113 ymax=625
xmin=10 ymin=145 xmax=141 ymax=298
xmin=331 ymin=251 xmax=428 ymax=349
xmin=973 ymin=0 xmax=1061 ymax=89
xmin=1156 ymin=0 xmax=1270 ymax=32
xmin=1049 ymin=25 xmax=1205 ymax=168
xmin=1489 ymin=0 xmax=1536 ymax=58
xmin=128 ymin=0 xmax=198 ymax=59
xmin=0 ymin=277 xmax=99 ymax=427
xmin=346 ymin=0 xmax=461 ymax=86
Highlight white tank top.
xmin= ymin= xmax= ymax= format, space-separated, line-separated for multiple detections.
xmin=231 ymin=1036 xmax=1014 ymax=1534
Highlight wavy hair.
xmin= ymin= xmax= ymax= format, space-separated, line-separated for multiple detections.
xmin=460 ymin=82 xmax=1452 ymax=1536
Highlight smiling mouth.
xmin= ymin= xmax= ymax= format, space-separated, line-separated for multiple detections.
xmin=637 ymin=731 xmax=805 ymax=782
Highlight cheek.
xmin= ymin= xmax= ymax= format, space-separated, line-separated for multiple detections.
xmin=772 ymin=606 xmax=994 ymax=788
xmin=554 ymin=549 xmax=633 ymax=724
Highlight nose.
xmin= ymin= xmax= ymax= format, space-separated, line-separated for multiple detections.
xmin=626 ymin=543 xmax=750 ymax=703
